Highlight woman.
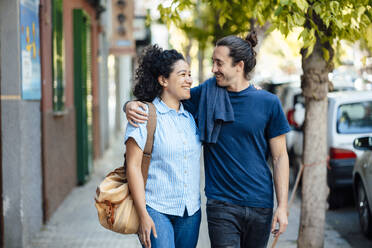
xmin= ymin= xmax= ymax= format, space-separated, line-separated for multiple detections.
xmin=125 ymin=44 xmax=202 ymax=248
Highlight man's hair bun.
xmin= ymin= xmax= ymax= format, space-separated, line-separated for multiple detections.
xmin=245 ymin=30 xmax=258 ymax=48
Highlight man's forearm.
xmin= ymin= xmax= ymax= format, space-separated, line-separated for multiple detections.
xmin=273 ymin=153 xmax=289 ymax=208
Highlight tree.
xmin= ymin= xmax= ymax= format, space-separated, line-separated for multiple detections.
xmin=157 ymin=0 xmax=270 ymax=81
xmin=158 ymin=1 xmax=372 ymax=247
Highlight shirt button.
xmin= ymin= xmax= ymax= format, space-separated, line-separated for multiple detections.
xmin=183 ymin=141 xmax=186 ymax=145
xmin=184 ymin=184 xmax=187 ymax=187
xmin=184 ymin=156 xmax=187 ymax=159
xmin=184 ymin=170 xmax=187 ymax=174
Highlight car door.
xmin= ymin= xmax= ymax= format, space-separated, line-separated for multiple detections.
xmin=366 ymin=151 xmax=372 ymax=209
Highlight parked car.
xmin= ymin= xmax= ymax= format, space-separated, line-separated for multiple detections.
xmin=278 ymin=83 xmax=305 ymax=184
xmin=352 ymin=136 xmax=372 ymax=238
xmin=285 ymin=90 xmax=372 ymax=208
xmin=260 ymin=81 xmax=291 ymax=97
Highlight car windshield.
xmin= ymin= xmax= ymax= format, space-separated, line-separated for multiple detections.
xmin=337 ymin=101 xmax=372 ymax=134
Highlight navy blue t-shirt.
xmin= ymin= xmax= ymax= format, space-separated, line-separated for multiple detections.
xmin=184 ymin=84 xmax=290 ymax=208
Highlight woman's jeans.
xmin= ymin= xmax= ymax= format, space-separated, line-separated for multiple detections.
xmin=206 ymin=199 xmax=273 ymax=248
xmin=143 ymin=205 xmax=201 ymax=248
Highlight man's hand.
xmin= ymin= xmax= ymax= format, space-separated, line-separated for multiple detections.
xmin=271 ymin=206 xmax=288 ymax=237
xmin=125 ymin=101 xmax=148 ymax=127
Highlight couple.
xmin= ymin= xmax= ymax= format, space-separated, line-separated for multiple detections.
xmin=124 ymin=30 xmax=290 ymax=248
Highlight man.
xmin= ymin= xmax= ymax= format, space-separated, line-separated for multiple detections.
xmin=125 ymin=32 xmax=290 ymax=248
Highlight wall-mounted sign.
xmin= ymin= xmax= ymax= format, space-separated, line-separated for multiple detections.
xmin=109 ymin=0 xmax=135 ymax=55
xmin=20 ymin=0 xmax=41 ymax=100
xmin=134 ymin=16 xmax=146 ymax=40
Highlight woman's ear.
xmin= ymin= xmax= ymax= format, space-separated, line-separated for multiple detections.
xmin=158 ymin=75 xmax=168 ymax=87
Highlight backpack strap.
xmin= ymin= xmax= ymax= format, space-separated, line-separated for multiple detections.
xmin=141 ymin=102 xmax=157 ymax=186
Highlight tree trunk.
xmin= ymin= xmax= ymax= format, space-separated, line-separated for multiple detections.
xmin=198 ymin=46 xmax=205 ymax=83
xmin=249 ymin=19 xmax=270 ymax=52
xmin=298 ymin=34 xmax=333 ymax=248
xmin=184 ymin=37 xmax=192 ymax=65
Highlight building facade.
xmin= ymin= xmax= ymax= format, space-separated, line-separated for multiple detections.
xmin=1 ymin=1 xmax=43 ymax=246
xmin=0 ymin=0 xmax=136 ymax=246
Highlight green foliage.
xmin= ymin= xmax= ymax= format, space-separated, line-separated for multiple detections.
xmin=157 ymin=0 xmax=271 ymax=47
xmin=272 ymin=0 xmax=372 ymax=56
xmin=157 ymin=0 xmax=372 ymax=59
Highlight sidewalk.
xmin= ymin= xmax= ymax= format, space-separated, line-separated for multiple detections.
xmin=30 ymin=135 xmax=350 ymax=248
xmin=268 ymin=196 xmax=352 ymax=248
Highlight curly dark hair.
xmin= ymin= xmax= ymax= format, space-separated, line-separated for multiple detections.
xmin=216 ymin=30 xmax=258 ymax=79
xmin=133 ymin=44 xmax=185 ymax=102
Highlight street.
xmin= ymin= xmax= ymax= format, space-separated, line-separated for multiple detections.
xmin=287 ymin=171 xmax=372 ymax=248
xmin=28 ymin=135 xmax=370 ymax=248
xmin=326 ymin=195 xmax=372 ymax=248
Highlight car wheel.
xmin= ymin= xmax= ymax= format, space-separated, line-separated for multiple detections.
xmin=288 ymin=150 xmax=296 ymax=187
xmin=357 ymin=181 xmax=372 ymax=238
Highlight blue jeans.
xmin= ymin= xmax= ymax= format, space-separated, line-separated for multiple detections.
xmin=206 ymin=199 xmax=273 ymax=248
xmin=143 ymin=205 xmax=201 ymax=248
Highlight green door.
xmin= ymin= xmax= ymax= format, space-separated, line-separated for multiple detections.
xmin=73 ymin=9 xmax=93 ymax=185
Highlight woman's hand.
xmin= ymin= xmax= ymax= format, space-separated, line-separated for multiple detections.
xmin=253 ymin=83 xmax=262 ymax=90
xmin=138 ymin=213 xmax=157 ymax=248
xmin=125 ymin=101 xmax=148 ymax=127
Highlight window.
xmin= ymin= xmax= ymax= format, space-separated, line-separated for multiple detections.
xmin=52 ymin=0 xmax=65 ymax=112
xmin=337 ymin=101 xmax=372 ymax=134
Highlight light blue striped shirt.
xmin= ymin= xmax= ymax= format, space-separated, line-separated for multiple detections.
xmin=124 ymin=97 xmax=202 ymax=216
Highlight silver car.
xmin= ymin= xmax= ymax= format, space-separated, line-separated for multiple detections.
xmin=287 ymin=91 xmax=372 ymax=209
xmin=353 ymin=136 xmax=372 ymax=238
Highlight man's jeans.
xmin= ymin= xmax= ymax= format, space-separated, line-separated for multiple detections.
xmin=206 ymin=199 xmax=273 ymax=248
xmin=144 ymin=205 xmax=201 ymax=248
